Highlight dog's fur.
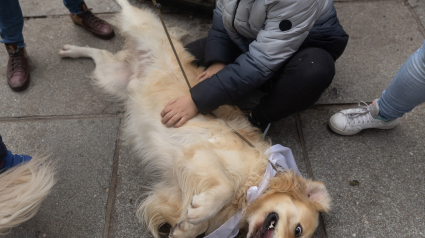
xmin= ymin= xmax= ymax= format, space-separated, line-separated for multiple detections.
xmin=0 ymin=156 xmax=55 ymax=234
xmin=58 ymin=1 xmax=331 ymax=237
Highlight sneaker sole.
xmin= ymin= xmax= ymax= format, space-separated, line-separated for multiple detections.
xmin=329 ymin=119 xmax=399 ymax=136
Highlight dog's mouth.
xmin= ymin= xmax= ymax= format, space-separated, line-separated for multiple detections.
xmin=252 ymin=212 xmax=279 ymax=238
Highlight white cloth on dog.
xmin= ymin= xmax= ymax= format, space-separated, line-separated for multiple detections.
xmin=204 ymin=144 xmax=300 ymax=238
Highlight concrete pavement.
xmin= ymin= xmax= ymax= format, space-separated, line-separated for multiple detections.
xmin=1 ymin=0 xmax=424 ymax=237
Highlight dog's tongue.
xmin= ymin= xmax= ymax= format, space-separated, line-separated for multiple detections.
xmin=263 ymin=229 xmax=273 ymax=238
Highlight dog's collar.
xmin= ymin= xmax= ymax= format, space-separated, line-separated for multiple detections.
xmin=204 ymin=144 xmax=301 ymax=238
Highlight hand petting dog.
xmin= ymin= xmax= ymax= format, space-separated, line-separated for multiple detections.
xmin=161 ymin=62 xmax=226 ymax=128
xmin=161 ymin=95 xmax=198 ymax=128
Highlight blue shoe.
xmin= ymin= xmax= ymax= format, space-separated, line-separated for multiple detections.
xmin=0 ymin=151 xmax=32 ymax=173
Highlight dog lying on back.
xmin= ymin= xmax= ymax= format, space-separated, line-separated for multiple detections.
xmin=58 ymin=1 xmax=331 ymax=237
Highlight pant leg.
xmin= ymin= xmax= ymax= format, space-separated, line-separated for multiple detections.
xmin=378 ymin=40 xmax=425 ymax=120
xmin=0 ymin=135 xmax=8 ymax=163
xmin=252 ymin=47 xmax=335 ymax=122
xmin=185 ymin=37 xmax=208 ymax=67
xmin=0 ymin=0 xmax=25 ymax=47
xmin=63 ymin=0 xmax=84 ymax=14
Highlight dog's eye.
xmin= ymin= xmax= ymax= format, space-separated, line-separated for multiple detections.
xmin=295 ymin=224 xmax=302 ymax=237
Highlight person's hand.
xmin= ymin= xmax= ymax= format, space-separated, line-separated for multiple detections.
xmin=196 ymin=62 xmax=226 ymax=83
xmin=160 ymin=95 xmax=198 ymax=128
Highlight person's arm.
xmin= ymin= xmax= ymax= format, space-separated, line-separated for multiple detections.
xmin=191 ymin=1 xmax=321 ymax=114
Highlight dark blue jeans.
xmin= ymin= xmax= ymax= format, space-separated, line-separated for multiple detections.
xmin=0 ymin=0 xmax=83 ymax=47
xmin=0 ymin=135 xmax=7 ymax=164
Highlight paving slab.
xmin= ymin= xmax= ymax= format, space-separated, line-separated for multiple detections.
xmin=19 ymin=0 xmax=119 ymax=17
xmin=409 ymin=0 xmax=425 ymax=30
xmin=0 ymin=15 xmax=125 ymax=118
xmin=109 ymin=146 xmax=153 ymax=238
xmin=318 ymin=1 xmax=424 ymax=104
xmin=0 ymin=117 xmax=121 ymax=238
xmin=110 ymin=115 xmax=317 ymax=237
xmin=300 ymin=106 xmax=425 ymax=237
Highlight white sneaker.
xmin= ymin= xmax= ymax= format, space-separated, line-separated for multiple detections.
xmin=329 ymin=99 xmax=400 ymax=135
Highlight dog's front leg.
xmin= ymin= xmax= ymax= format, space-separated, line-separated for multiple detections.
xmin=187 ymin=183 xmax=233 ymax=225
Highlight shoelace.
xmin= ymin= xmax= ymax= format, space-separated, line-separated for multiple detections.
xmin=344 ymin=101 xmax=376 ymax=125
xmin=79 ymin=9 xmax=106 ymax=27
xmin=8 ymin=49 xmax=25 ymax=76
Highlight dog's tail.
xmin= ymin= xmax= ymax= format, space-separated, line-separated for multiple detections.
xmin=0 ymin=156 xmax=55 ymax=234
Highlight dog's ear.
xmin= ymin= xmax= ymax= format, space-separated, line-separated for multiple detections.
xmin=305 ymin=181 xmax=331 ymax=213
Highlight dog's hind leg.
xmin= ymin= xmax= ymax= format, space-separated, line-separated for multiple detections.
xmin=59 ymin=44 xmax=132 ymax=100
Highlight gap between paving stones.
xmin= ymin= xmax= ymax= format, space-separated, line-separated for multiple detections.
xmin=295 ymin=113 xmax=328 ymax=238
xmin=22 ymin=12 xmax=119 ymax=20
xmin=406 ymin=1 xmax=425 ymax=37
xmin=103 ymin=119 xmax=123 ymax=238
xmin=0 ymin=114 xmax=123 ymax=122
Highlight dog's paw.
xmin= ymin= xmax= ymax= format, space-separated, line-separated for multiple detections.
xmin=58 ymin=44 xmax=79 ymax=58
xmin=187 ymin=193 xmax=218 ymax=225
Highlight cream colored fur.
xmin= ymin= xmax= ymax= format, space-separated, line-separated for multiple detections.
xmin=0 ymin=156 xmax=55 ymax=235
xmin=58 ymin=1 xmax=330 ymax=237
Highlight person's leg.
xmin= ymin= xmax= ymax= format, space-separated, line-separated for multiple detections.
xmin=0 ymin=135 xmax=32 ymax=172
xmin=0 ymin=0 xmax=25 ymax=47
xmin=0 ymin=0 xmax=30 ymax=92
xmin=377 ymin=40 xmax=425 ymax=120
xmin=328 ymin=41 xmax=425 ymax=136
xmin=65 ymin=0 xmax=115 ymax=39
xmin=63 ymin=0 xmax=83 ymax=14
xmin=251 ymin=47 xmax=335 ymax=124
xmin=0 ymin=135 xmax=7 ymax=166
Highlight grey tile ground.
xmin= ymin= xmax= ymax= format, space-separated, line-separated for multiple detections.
xmin=19 ymin=0 xmax=120 ymax=17
xmin=109 ymin=146 xmax=153 ymax=238
xmin=0 ymin=15 xmax=124 ymax=118
xmin=300 ymin=106 xmax=425 ymax=237
xmin=0 ymin=117 xmax=121 ymax=238
xmin=409 ymin=0 xmax=425 ymax=29
xmin=318 ymin=1 xmax=424 ymax=104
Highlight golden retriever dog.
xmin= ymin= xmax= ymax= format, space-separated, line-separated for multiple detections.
xmin=58 ymin=1 xmax=331 ymax=237
xmin=0 ymin=157 xmax=55 ymax=234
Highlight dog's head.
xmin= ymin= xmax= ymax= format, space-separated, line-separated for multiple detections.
xmin=244 ymin=172 xmax=330 ymax=238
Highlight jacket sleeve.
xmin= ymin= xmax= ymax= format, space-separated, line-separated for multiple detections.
xmin=204 ymin=3 xmax=240 ymax=67
xmin=191 ymin=1 xmax=321 ymax=114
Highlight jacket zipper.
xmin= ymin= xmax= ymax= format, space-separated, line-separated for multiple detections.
xmin=232 ymin=0 xmax=242 ymax=31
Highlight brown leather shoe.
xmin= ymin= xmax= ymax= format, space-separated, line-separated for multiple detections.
xmin=70 ymin=1 xmax=115 ymax=40
xmin=5 ymin=43 xmax=30 ymax=92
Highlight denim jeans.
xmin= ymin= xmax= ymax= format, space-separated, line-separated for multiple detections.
xmin=0 ymin=135 xmax=8 ymax=163
xmin=378 ymin=40 xmax=425 ymax=120
xmin=0 ymin=0 xmax=83 ymax=47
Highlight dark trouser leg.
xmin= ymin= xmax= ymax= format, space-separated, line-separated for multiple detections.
xmin=252 ymin=47 xmax=335 ymax=122
xmin=0 ymin=0 xmax=25 ymax=47
xmin=185 ymin=37 xmax=208 ymax=67
xmin=63 ymin=0 xmax=84 ymax=14
xmin=0 ymin=135 xmax=8 ymax=163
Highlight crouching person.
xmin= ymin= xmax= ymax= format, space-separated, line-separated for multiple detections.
xmin=160 ymin=0 xmax=349 ymax=131
xmin=0 ymin=135 xmax=55 ymax=234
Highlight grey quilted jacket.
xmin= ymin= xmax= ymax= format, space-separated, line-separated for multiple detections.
xmin=190 ymin=0 xmax=347 ymax=114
